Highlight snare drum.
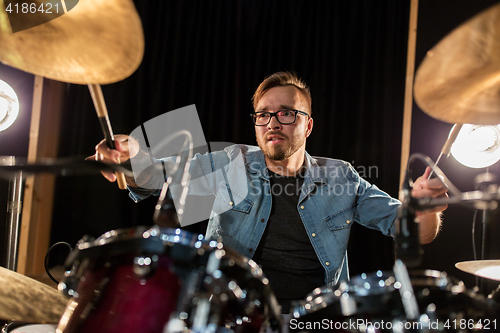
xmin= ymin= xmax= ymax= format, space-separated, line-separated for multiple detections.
xmin=2 ymin=322 xmax=57 ymax=333
xmin=292 ymin=270 xmax=498 ymax=332
xmin=56 ymin=226 xmax=281 ymax=333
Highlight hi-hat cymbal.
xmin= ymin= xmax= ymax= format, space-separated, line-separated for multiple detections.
xmin=0 ymin=266 xmax=68 ymax=323
xmin=414 ymin=3 xmax=500 ymax=125
xmin=456 ymin=260 xmax=500 ymax=281
xmin=0 ymin=0 xmax=144 ymax=84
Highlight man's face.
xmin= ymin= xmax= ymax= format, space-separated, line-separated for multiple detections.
xmin=254 ymin=86 xmax=312 ymax=161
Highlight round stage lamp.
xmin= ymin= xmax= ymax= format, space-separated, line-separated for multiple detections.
xmin=0 ymin=80 xmax=20 ymax=132
xmin=450 ymin=124 xmax=500 ymax=168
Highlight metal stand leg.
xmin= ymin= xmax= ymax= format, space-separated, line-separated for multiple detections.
xmin=3 ymin=156 xmax=23 ymax=271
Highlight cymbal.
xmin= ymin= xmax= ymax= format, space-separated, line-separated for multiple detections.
xmin=0 ymin=158 xmax=134 ymax=179
xmin=0 ymin=266 xmax=68 ymax=323
xmin=0 ymin=0 xmax=144 ymax=84
xmin=414 ymin=3 xmax=500 ymax=125
xmin=456 ymin=260 xmax=500 ymax=281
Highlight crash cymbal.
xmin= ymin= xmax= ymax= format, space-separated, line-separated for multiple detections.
xmin=414 ymin=3 xmax=500 ymax=125
xmin=0 ymin=266 xmax=68 ymax=323
xmin=0 ymin=0 xmax=144 ymax=84
xmin=456 ymin=260 xmax=500 ymax=281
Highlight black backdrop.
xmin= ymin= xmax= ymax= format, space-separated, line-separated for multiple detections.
xmin=1 ymin=0 xmax=499 ymax=294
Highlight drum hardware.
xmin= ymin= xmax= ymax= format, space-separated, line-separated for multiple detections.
xmin=132 ymin=254 xmax=159 ymax=279
xmin=488 ymin=283 xmax=500 ymax=302
xmin=0 ymin=158 xmax=134 ymax=180
xmin=1 ymin=156 xmax=22 ymax=271
xmin=474 ymin=174 xmax=498 ymax=294
xmin=0 ymin=266 xmax=68 ymax=323
xmin=58 ymin=235 xmax=95 ymax=298
xmin=152 ymin=130 xmax=194 ymax=228
xmin=393 ymin=260 xmax=420 ymax=320
xmin=396 ymin=180 xmax=423 ymax=268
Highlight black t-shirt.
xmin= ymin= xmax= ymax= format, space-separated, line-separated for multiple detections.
xmin=252 ymin=169 xmax=325 ymax=313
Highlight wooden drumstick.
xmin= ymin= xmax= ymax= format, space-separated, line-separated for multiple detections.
xmin=428 ymin=123 xmax=463 ymax=179
xmin=88 ymin=84 xmax=127 ymax=190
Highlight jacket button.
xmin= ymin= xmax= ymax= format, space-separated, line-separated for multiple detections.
xmin=300 ymin=205 xmax=305 ymax=209
xmin=229 ymin=201 xmax=234 ymax=206
xmin=346 ymin=220 xmax=351 ymax=224
xmin=312 ymin=233 xmax=316 ymax=237
xmin=249 ymin=248 xmax=253 ymax=252
xmin=325 ymin=262 xmax=330 ymax=266
xmin=261 ymin=219 xmax=265 ymax=223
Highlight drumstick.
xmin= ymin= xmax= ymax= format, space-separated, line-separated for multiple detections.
xmin=88 ymin=84 xmax=127 ymax=190
xmin=428 ymin=123 xmax=463 ymax=179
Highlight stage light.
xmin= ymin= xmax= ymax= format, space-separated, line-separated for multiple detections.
xmin=0 ymin=79 xmax=20 ymax=132
xmin=450 ymin=124 xmax=500 ymax=168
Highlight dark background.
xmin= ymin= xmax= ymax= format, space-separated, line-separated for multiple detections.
xmin=1 ymin=0 xmax=499 ymax=296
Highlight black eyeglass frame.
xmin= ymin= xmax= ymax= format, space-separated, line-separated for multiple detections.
xmin=250 ymin=109 xmax=310 ymax=126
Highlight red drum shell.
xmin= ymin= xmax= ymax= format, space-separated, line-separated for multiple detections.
xmin=57 ymin=227 xmax=200 ymax=333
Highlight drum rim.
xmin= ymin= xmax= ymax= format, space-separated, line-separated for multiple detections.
xmin=3 ymin=322 xmax=58 ymax=333
xmin=89 ymin=226 xmax=203 ymax=249
xmin=291 ymin=269 xmax=482 ymax=318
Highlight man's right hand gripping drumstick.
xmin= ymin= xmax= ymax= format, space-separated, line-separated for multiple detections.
xmin=87 ymin=135 xmax=140 ymax=185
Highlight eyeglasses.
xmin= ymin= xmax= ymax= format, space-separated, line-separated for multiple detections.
xmin=250 ymin=109 xmax=310 ymax=126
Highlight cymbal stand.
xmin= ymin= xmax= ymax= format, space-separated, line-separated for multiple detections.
xmin=393 ymin=259 xmax=420 ymax=321
xmin=2 ymin=156 xmax=23 ymax=271
xmin=475 ymin=172 xmax=498 ymax=295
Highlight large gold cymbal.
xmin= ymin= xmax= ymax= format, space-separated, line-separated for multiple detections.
xmin=0 ymin=0 xmax=144 ymax=84
xmin=456 ymin=260 xmax=500 ymax=281
xmin=414 ymin=3 xmax=500 ymax=125
xmin=0 ymin=266 xmax=68 ymax=323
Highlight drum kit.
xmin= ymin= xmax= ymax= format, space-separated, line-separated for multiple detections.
xmin=1 ymin=1 xmax=500 ymax=332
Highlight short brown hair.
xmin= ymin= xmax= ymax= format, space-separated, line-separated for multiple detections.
xmin=252 ymin=71 xmax=312 ymax=114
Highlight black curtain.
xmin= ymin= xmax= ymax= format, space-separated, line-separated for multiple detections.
xmin=51 ymin=0 xmax=411 ymax=277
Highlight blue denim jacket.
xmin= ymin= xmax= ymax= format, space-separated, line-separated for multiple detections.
xmin=129 ymin=144 xmax=400 ymax=286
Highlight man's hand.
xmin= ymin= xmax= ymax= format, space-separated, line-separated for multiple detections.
xmin=86 ymin=135 xmax=140 ymax=183
xmin=411 ymin=167 xmax=449 ymax=243
xmin=412 ymin=167 xmax=449 ymax=215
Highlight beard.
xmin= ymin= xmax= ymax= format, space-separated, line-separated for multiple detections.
xmin=257 ymin=131 xmax=306 ymax=161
